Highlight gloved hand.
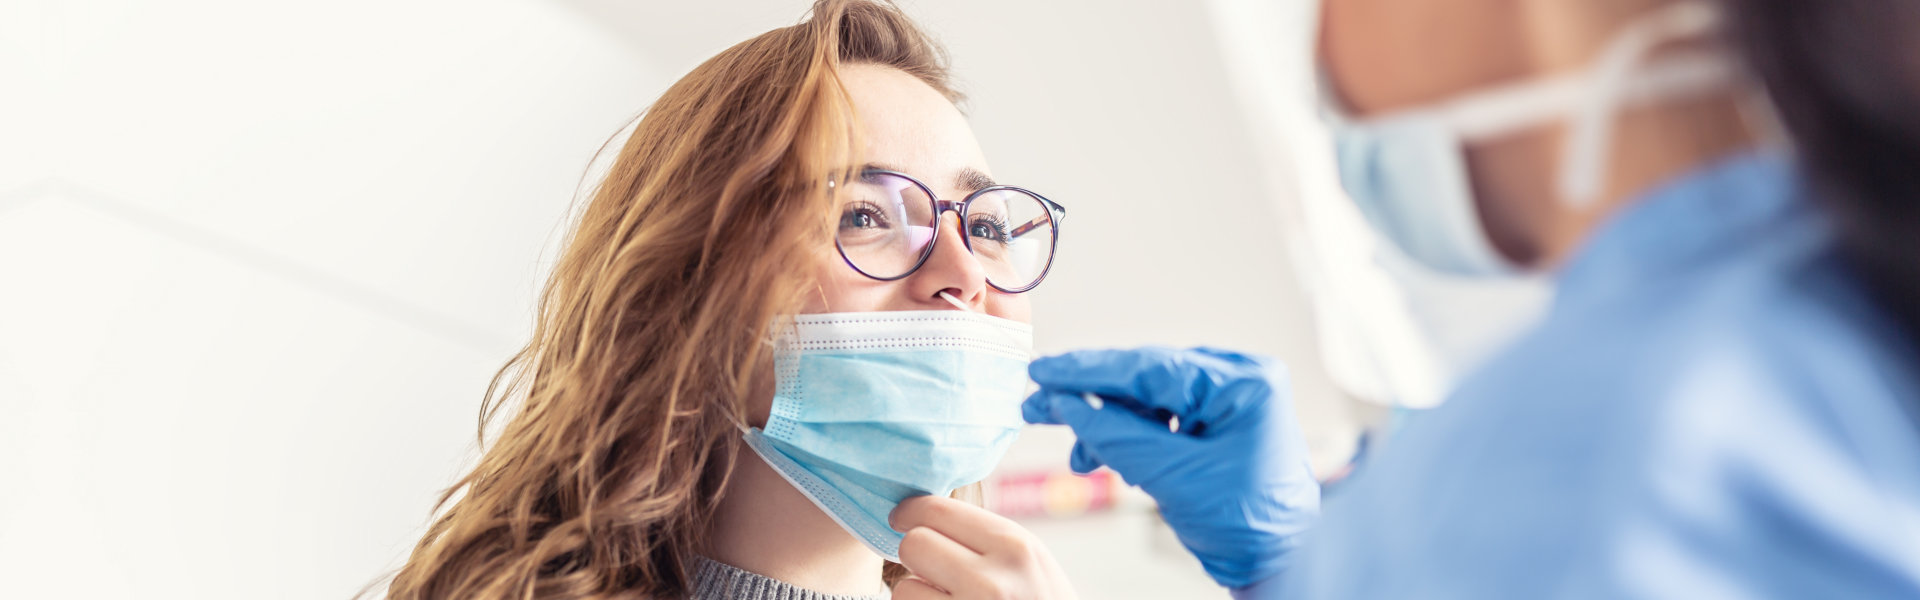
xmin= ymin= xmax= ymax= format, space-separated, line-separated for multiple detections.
xmin=1022 ymin=347 xmax=1319 ymax=589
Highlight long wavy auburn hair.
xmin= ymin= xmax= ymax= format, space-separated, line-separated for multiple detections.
xmin=383 ymin=2 xmax=960 ymax=597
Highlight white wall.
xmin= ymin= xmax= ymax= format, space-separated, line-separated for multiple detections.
xmin=0 ymin=1 xmax=1351 ymax=598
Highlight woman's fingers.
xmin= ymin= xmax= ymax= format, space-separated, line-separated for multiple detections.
xmin=890 ymin=495 xmax=1027 ymax=555
xmin=891 ymin=575 xmax=952 ymax=600
xmin=891 ymin=495 xmax=1076 ymax=599
xmin=895 ymin=523 xmax=983 ymax=592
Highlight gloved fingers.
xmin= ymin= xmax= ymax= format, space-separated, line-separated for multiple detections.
xmin=1190 ymin=346 xmax=1275 ymax=369
xmin=1029 ymin=348 xmax=1203 ymax=420
xmin=1039 ymin=390 xmax=1168 ymax=439
xmin=1068 ymin=441 xmax=1104 ymax=475
xmin=1028 ymin=388 xmax=1176 ymax=432
xmin=1027 ymin=391 xmax=1116 ymax=473
xmin=1179 ymin=349 xmax=1291 ymax=430
xmin=1021 ymin=390 xmax=1059 ymax=425
xmin=1031 ymin=347 xmax=1284 ymax=430
xmin=1029 ymin=347 xmax=1180 ymax=398
xmin=1026 ymin=389 xmax=1162 ymax=429
xmin=1039 ymin=390 xmax=1193 ymax=480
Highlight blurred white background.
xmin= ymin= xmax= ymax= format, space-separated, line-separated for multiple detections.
xmin=0 ymin=0 xmax=1360 ymax=598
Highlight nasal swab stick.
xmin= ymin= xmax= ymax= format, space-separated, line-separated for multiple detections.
xmin=938 ymin=291 xmax=971 ymax=312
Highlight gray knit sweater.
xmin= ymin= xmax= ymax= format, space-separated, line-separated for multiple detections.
xmin=689 ymin=557 xmax=890 ymax=600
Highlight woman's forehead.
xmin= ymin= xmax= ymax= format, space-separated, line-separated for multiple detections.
xmin=841 ymin=63 xmax=991 ymax=192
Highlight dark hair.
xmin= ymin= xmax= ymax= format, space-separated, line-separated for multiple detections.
xmin=1724 ymin=0 xmax=1920 ymax=350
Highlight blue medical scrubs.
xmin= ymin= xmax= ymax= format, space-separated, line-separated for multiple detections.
xmin=1252 ymin=153 xmax=1920 ymax=598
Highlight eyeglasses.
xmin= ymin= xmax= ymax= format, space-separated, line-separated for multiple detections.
xmin=834 ymin=169 xmax=1066 ymax=293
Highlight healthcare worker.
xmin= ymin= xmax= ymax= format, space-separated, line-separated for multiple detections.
xmin=1006 ymin=0 xmax=1920 ymax=596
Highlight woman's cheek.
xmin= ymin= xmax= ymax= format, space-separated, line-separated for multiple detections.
xmin=804 ymin=250 xmax=893 ymax=314
xmin=986 ymin=293 xmax=1032 ymax=324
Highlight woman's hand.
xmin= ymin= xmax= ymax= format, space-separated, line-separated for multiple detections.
xmin=888 ymin=496 xmax=1078 ymax=600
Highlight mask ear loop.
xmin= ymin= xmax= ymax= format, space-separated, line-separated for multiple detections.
xmin=739 ymin=317 xmax=803 ymax=435
xmin=1559 ymin=1 xmax=1724 ymax=208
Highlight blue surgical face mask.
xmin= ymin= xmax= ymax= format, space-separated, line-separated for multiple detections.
xmin=1322 ymin=1 xmax=1735 ymax=277
xmin=739 ymin=309 xmax=1032 ymax=561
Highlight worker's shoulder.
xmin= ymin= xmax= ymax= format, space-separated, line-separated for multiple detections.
xmin=1463 ymin=237 xmax=1915 ymax=458
xmin=1460 ymin=237 xmax=1920 ymax=511
xmin=1582 ymin=242 xmax=1900 ymax=419
xmin=1315 ymin=157 xmax=1920 ymax=596
xmin=1350 ymin=249 xmax=1920 ymax=596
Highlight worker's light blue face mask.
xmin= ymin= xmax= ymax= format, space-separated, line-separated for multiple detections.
xmin=739 ymin=309 xmax=1032 ymax=561
xmin=1322 ymin=1 xmax=1737 ymax=276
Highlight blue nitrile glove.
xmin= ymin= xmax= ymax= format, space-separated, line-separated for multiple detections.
xmin=1022 ymin=347 xmax=1319 ymax=589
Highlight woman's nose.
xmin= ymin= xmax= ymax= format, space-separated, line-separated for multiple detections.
xmin=908 ymin=212 xmax=989 ymax=307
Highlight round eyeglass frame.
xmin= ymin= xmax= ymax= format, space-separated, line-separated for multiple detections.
xmin=833 ymin=169 xmax=1067 ymax=294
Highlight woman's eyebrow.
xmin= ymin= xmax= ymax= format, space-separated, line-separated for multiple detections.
xmin=858 ymin=163 xmax=998 ymax=195
xmin=956 ymin=168 xmax=997 ymax=194
xmin=861 ymin=162 xmax=906 ymax=175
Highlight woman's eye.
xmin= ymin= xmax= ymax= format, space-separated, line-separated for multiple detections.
xmin=842 ymin=211 xmax=875 ymax=229
xmin=968 ymin=217 xmax=1010 ymax=242
xmin=840 ymin=203 xmax=890 ymax=230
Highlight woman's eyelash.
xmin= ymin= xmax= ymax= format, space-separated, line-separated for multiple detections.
xmin=843 ymin=201 xmax=894 ymax=226
xmin=971 ymin=215 xmax=1011 ymax=239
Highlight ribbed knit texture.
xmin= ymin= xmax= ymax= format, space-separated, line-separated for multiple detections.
xmin=689 ymin=557 xmax=890 ymax=600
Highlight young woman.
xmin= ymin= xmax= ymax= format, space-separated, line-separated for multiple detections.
xmin=385 ymin=2 xmax=1076 ymax=598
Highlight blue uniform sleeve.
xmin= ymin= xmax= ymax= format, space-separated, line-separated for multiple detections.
xmin=1278 ymin=303 xmax=1920 ymax=599
xmin=1229 ymin=574 xmax=1287 ymax=600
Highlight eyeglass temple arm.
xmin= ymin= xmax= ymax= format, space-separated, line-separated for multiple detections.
xmin=1009 ymin=199 xmax=1067 ymax=239
xmin=1010 ymin=216 xmax=1048 ymax=238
